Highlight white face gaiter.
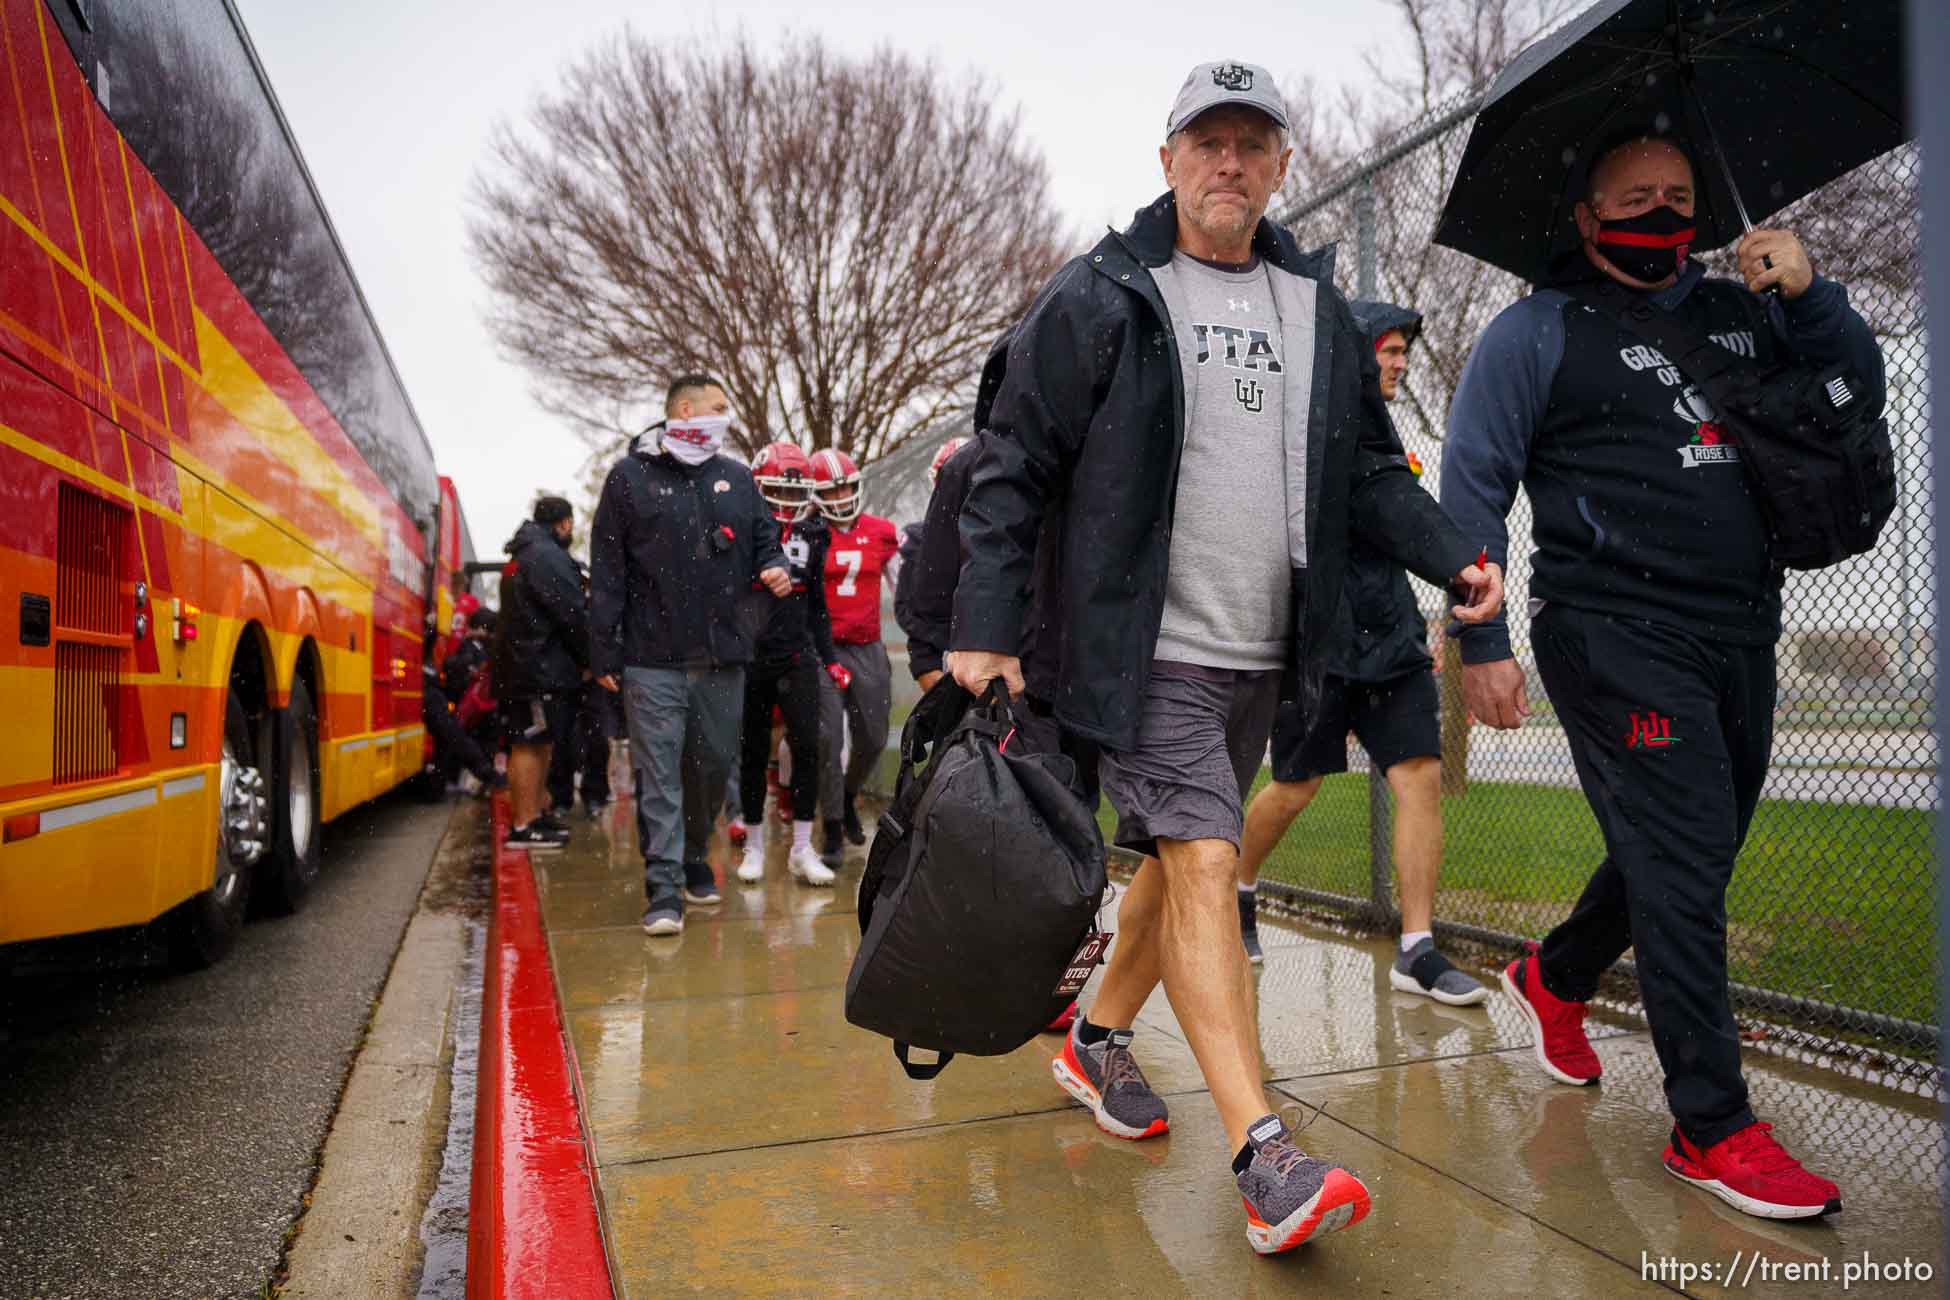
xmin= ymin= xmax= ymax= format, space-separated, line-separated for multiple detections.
xmin=663 ymin=414 xmax=731 ymax=466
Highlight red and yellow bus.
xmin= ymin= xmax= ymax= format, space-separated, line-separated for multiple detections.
xmin=0 ymin=0 xmax=467 ymax=966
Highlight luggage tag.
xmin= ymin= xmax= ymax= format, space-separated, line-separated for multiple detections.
xmin=1051 ymin=930 xmax=1111 ymax=999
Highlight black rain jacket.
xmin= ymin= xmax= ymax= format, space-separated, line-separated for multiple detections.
xmin=493 ymin=519 xmax=589 ymax=698
xmin=1334 ymin=300 xmax=1437 ymax=683
xmin=589 ymin=430 xmax=785 ymax=675
xmin=950 ymin=193 xmax=1479 ymax=752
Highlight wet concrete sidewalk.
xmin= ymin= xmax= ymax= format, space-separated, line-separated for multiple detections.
xmin=529 ymin=812 xmax=1944 ymax=1297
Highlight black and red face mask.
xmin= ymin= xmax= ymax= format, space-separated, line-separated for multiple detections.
xmin=1593 ymin=205 xmax=1695 ymax=283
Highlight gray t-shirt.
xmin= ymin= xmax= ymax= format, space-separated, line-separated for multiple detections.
xmin=1150 ymin=250 xmax=1293 ymax=670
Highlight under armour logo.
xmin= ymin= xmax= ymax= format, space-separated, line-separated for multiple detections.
xmin=1212 ymin=64 xmax=1254 ymax=91
xmin=1233 ymin=377 xmax=1265 ymax=414
xmin=1228 ymin=298 xmax=1252 ymax=312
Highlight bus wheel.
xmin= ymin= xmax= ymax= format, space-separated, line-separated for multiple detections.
xmin=169 ymin=689 xmax=266 ymax=969
xmin=258 ymin=675 xmax=321 ymax=914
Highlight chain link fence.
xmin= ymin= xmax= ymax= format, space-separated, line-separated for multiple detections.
xmin=1260 ymin=89 xmax=1937 ymax=1080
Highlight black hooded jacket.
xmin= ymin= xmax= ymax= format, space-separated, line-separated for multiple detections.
xmin=589 ymin=430 xmax=786 ymax=674
xmin=493 ymin=519 xmax=589 ymax=697
xmin=950 ymin=194 xmax=1479 ymax=752
xmin=1334 ymin=300 xmax=1437 ymax=684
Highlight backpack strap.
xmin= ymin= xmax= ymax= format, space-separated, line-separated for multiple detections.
xmin=1568 ymin=278 xmax=1758 ymax=404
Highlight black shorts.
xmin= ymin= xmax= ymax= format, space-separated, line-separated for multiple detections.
xmin=1271 ymin=669 xmax=1439 ymax=782
xmin=499 ymin=693 xmax=574 ymax=747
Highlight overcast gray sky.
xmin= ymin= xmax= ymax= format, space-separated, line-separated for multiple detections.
xmin=236 ymin=0 xmax=1409 ymax=557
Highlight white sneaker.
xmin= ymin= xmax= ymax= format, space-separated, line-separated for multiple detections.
xmin=788 ymin=843 xmax=835 ymax=887
xmin=736 ymin=840 xmax=765 ymax=884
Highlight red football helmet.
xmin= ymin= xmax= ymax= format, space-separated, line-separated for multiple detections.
xmin=809 ymin=448 xmax=864 ymax=526
xmin=928 ymin=436 xmax=970 ymax=490
xmin=752 ymin=441 xmax=815 ymax=523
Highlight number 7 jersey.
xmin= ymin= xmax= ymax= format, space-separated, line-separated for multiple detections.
xmin=822 ymin=513 xmax=900 ymax=645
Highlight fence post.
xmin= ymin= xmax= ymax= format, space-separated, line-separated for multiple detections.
xmin=1354 ymin=176 xmax=1377 ymax=299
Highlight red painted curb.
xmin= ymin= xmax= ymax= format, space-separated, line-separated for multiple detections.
xmin=467 ymin=796 xmax=613 ymax=1299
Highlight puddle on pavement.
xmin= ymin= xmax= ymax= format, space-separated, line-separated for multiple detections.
xmin=416 ymin=818 xmax=491 ymax=1299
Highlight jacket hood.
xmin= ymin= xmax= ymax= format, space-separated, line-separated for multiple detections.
xmin=1111 ymin=191 xmax=1332 ymax=281
xmin=1348 ymin=300 xmax=1423 ymax=348
xmin=633 ymin=422 xmax=665 ymax=457
xmin=505 ymin=517 xmax=559 ymax=555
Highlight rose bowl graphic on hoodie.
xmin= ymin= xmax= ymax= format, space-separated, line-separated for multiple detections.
xmin=1672 ymin=382 xmax=1740 ymax=468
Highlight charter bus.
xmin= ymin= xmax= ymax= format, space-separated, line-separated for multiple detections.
xmin=0 ymin=0 xmax=465 ymax=967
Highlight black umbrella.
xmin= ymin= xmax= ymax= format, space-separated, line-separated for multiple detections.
xmin=1434 ymin=0 xmax=1909 ymax=284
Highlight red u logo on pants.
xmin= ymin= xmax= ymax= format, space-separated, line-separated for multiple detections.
xmin=1625 ymin=710 xmax=1678 ymax=749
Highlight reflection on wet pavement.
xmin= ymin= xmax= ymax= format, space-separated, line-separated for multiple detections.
xmin=532 ymin=803 xmax=1945 ymax=1297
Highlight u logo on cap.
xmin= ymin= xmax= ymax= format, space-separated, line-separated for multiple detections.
xmin=1212 ymin=63 xmax=1254 ymax=91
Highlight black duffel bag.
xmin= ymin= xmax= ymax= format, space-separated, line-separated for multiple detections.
xmin=1572 ymin=279 xmax=1895 ymax=571
xmin=844 ymin=681 xmax=1107 ymax=1080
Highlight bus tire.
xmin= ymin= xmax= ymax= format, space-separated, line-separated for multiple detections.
xmin=169 ymin=689 xmax=262 ymax=969
xmin=259 ymin=675 xmax=322 ymax=915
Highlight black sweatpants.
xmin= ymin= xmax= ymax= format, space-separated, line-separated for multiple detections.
xmin=740 ymin=655 xmax=821 ymax=825
xmin=546 ymin=685 xmax=588 ymax=812
xmin=1531 ymin=603 xmax=1772 ymax=1148
xmin=423 ymin=681 xmax=495 ymax=785
xmin=550 ymin=685 xmax=618 ymax=811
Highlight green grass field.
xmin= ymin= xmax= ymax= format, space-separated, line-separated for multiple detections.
xmin=1093 ymin=773 xmax=1940 ymax=1029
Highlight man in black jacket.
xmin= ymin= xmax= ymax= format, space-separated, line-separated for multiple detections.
xmin=894 ymin=434 xmax=972 ymax=691
xmin=948 ymin=62 xmax=1502 ymax=1255
xmin=1441 ymin=134 xmax=1882 ymax=1220
xmin=591 ymin=375 xmax=790 ymax=936
xmin=494 ymin=496 xmax=589 ymax=849
xmin=1233 ymin=302 xmax=1486 ymax=1008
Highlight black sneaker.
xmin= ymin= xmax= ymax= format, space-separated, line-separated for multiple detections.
xmin=682 ymin=864 xmax=722 ymax=906
xmin=533 ymin=812 xmax=569 ymax=834
xmin=841 ymin=800 xmax=866 ymax=846
xmin=1240 ymin=891 xmax=1263 ymax=965
xmin=641 ymin=896 xmax=684 ymax=936
xmin=507 ymin=821 xmax=569 ymax=851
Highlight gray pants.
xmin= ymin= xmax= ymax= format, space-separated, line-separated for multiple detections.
xmin=817 ymin=640 xmax=894 ymax=823
xmin=621 ymin=665 xmax=744 ymax=904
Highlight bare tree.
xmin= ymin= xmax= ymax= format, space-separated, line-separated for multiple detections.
xmin=470 ymin=31 xmax=1069 ymax=467
xmin=1276 ymin=0 xmax=1580 ymax=443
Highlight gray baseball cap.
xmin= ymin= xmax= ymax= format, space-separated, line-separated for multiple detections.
xmin=1165 ymin=60 xmax=1289 ymax=138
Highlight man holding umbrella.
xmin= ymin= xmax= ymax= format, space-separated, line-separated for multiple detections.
xmin=1441 ymin=125 xmax=1884 ymax=1221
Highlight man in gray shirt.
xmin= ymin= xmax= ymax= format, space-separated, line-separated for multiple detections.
xmin=948 ymin=61 xmax=1502 ymax=1255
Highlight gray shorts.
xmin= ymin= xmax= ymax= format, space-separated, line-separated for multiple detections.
xmin=1099 ymin=661 xmax=1282 ymax=856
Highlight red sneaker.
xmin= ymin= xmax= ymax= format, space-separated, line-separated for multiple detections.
xmin=1044 ymin=1000 xmax=1079 ymax=1033
xmin=1664 ymin=1122 xmax=1841 ymax=1220
xmin=1499 ymin=954 xmax=1601 ymax=1085
xmin=726 ymin=818 xmax=748 ymax=847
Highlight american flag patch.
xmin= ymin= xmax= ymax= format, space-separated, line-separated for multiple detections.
xmin=1826 ymin=376 xmax=1855 ymax=408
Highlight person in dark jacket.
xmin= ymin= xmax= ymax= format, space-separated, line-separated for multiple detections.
xmin=1441 ymin=134 xmax=1882 ymax=1221
xmin=440 ymin=607 xmax=492 ymax=702
xmin=422 ymin=631 xmax=498 ymax=794
xmin=494 ymin=496 xmax=589 ymax=848
xmin=731 ymin=440 xmax=850 ymax=890
xmin=893 ymin=434 xmax=971 ymax=690
xmin=591 ymin=374 xmax=790 ymax=936
xmin=947 ymin=62 xmax=1502 ymax=1255
xmin=1233 ymin=302 xmax=1486 ymax=1008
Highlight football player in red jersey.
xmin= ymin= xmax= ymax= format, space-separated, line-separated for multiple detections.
xmin=809 ymin=448 xmax=900 ymax=854
xmin=733 ymin=442 xmax=851 ymax=888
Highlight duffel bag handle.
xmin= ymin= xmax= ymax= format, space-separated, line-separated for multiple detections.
xmin=893 ymin=1042 xmax=954 ymax=1080
xmin=899 ymin=678 xmax=974 ymax=769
